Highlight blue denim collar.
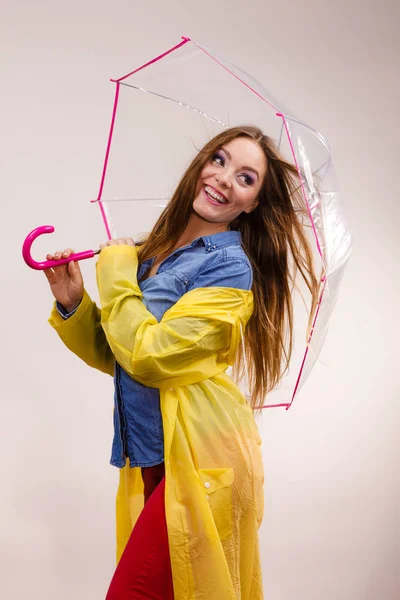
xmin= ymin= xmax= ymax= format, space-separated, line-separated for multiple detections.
xmin=200 ymin=230 xmax=241 ymax=250
xmin=141 ymin=230 xmax=242 ymax=267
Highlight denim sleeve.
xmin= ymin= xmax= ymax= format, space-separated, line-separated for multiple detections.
xmin=56 ymin=301 xmax=81 ymax=320
xmin=188 ymin=258 xmax=252 ymax=292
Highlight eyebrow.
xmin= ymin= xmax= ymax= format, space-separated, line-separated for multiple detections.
xmin=220 ymin=146 xmax=260 ymax=179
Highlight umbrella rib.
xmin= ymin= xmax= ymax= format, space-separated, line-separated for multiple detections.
xmin=119 ymin=82 xmax=228 ymax=127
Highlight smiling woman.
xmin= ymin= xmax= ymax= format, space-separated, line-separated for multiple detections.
xmin=192 ymin=137 xmax=267 ymax=222
xmin=45 ymin=125 xmax=320 ymax=599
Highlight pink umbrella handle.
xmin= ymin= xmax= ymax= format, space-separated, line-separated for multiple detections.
xmin=22 ymin=225 xmax=99 ymax=271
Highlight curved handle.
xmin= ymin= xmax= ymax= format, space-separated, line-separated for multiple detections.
xmin=22 ymin=225 xmax=98 ymax=271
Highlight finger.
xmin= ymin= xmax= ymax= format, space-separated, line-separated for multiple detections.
xmin=99 ymin=239 xmax=133 ymax=249
xmin=46 ymin=254 xmax=54 ymax=261
xmin=68 ymin=259 xmax=75 ymax=270
xmin=101 ymin=238 xmax=134 ymax=247
xmin=50 ymin=251 xmax=68 ymax=275
xmin=113 ymin=238 xmax=133 ymax=245
xmin=43 ymin=268 xmax=55 ymax=283
xmin=62 ymin=248 xmax=75 ymax=258
xmin=68 ymin=260 xmax=81 ymax=281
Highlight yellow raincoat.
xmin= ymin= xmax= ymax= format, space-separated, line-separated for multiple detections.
xmin=49 ymin=245 xmax=264 ymax=599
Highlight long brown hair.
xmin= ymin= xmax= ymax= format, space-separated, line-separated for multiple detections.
xmin=138 ymin=126 xmax=321 ymax=409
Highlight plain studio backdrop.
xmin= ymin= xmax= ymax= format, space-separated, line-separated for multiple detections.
xmin=1 ymin=1 xmax=398 ymax=599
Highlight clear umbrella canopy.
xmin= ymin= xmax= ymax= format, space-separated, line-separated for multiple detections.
xmin=92 ymin=37 xmax=352 ymax=409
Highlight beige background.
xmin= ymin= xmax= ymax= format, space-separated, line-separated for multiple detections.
xmin=1 ymin=1 xmax=398 ymax=598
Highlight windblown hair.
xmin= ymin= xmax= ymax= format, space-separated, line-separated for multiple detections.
xmin=138 ymin=126 xmax=320 ymax=409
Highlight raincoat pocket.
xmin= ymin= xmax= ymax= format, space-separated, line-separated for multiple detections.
xmin=197 ymin=467 xmax=234 ymax=541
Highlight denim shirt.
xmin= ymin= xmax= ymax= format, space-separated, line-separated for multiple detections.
xmin=58 ymin=231 xmax=252 ymax=468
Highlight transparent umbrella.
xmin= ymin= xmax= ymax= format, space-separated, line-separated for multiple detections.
xmin=23 ymin=36 xmax=353 ymax=409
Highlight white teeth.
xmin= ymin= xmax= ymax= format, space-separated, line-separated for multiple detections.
xmin=205 ymin=185 xmax=227 ymax=204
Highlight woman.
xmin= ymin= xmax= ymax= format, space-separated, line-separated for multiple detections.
xmin=45 ymin=126 xmax=320 ymax=599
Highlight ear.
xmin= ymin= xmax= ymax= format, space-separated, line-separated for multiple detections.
xmin=243 ymin=200 xmax=259 ymax=214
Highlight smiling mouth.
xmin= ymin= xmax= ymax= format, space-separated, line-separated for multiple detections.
xmin=203 ymin=185 xmax=228 ymax=205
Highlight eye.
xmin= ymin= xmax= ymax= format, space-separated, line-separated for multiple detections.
xmin=239 ymin=173 xmax=255 ymax=185
xmin=211 ymin=152 xmax=225 ymax=166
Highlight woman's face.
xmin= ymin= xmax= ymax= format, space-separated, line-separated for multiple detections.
xmin=192 ymin=137 xmax=267 ymax=227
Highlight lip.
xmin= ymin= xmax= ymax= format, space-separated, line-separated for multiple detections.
xmin=202 ymin=185 xmax=228 ymax=206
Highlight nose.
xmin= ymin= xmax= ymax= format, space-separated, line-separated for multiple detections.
xmin=215 ymin=170 xmax=232 ymax=188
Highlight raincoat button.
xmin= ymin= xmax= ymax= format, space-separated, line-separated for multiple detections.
xmin=204 ymin=481 xmax=211 ymax=489
xmin=206 ymin=495 xmax=210 ymax=500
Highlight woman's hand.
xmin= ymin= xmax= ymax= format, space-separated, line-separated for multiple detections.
xmin=43 ymin=249 xmax=84 ymax=313
xmin=99 ymin=237 xmax=135 ymax=250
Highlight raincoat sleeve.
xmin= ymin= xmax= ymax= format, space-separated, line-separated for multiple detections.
xmin=48 ymin=289 xmax=115 ymax=376
xmin=96 ymin=245 xmax=253 ymax=389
